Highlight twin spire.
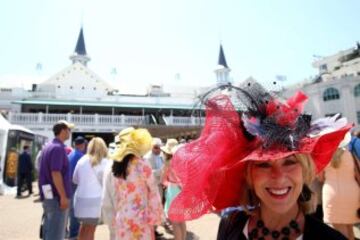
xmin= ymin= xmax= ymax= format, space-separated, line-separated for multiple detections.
xmin=215 ymin=44 xmax=231 ymax=85
xmin=75 ymin=28 xmax=87 ymax=55
xmin=69 ymin=27 xmax=231 ymax=85
xmin=70 ymin=27 xmax=90 ymax=66
xmin=218 ymin=44 xmax=229 ymax=68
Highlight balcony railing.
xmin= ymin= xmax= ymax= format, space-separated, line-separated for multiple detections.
xmin=163 ymin=116 xmax=205 ymax=126
xmin=8 ymin=112 xmax=150 ymax=126
xmin=7 ymin=112 xmax=204 ymax=127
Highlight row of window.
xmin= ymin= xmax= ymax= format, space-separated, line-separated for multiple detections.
xmin=323 ymin=84 xmax=360 ymax=101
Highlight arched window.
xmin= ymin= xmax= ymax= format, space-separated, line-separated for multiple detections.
xmin=354 ymin=84 xmax=360 ymax=97
xmin=323 ymin=87 xmax=340 ymax=101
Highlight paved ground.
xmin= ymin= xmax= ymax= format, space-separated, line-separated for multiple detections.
xmin=1 ymin=186 xmax=359 ymax=240
xmin=0 ymin=188 xmax=220 ymax=240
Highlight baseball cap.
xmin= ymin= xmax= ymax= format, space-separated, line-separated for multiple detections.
xmin=74 ymin=136 xmax=85 ymax=145
xmin=52 ymin=120 xmax=75 ymax=135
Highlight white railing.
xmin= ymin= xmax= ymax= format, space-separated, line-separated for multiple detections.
xmin=7 ymin=112 xmax=203 ymax=127
xmin=163 ymin=116 xmax=205 ymax=126
xmin=8 ymin=112 xmax=150 ymax=126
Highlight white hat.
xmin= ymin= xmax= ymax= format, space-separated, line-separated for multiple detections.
xmin=152 ymin=137 xmax=163 ymax=146
xmin=161 ymin=138 xmax=179 ymax=155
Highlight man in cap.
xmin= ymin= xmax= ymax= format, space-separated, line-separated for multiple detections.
xmin=67 ymin=136 xmax=86 ymax=240
xmin=38 ymin=120 xmax=74 ymax=240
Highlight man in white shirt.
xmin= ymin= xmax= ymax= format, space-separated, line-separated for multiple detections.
xmin=144 ymin=138 xmax=164 ymax=198
xmin=143 ymin=138 xmax=165 ymax=238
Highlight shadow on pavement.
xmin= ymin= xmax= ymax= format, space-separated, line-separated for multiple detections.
xmin=156 ymin=231 xmax=199 ymax=240
xmin=15 ymin=194 xmax=31 ymax=199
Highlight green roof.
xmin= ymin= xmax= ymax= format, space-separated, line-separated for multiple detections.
xmin=13 ymin=99 xmax=204 ymax=110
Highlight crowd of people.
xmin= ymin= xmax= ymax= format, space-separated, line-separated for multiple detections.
xmin=14 ymin=80 xmax=360 ymax=240
xmin=35 ymin=120 xmax=188 ymax=240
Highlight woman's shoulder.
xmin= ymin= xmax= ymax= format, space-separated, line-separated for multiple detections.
xmin=304 ymin=215 xmax=347 ymax=240
xmin=217 ymin=209 xmax=249 ymax=240
xmin=76 ymin=155 xmax=90 ymax=166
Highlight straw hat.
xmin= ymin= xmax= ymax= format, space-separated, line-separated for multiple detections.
xmin=161 ymin=138 xmax=179 ymax=155
xmin=111 ymin=128 xmax=152 ymax=162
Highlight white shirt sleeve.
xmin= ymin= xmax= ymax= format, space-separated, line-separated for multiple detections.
xmin=101 ymin=163 xmax=115 ymax=226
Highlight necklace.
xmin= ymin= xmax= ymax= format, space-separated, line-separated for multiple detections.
xmin=248 ymin=208 xmax=302 ymax=240
xmin=248 ymin=218 xmax=301 ymax=240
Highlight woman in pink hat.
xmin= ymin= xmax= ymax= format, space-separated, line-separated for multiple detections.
xmin=168 ymin=81 xmax=350 ymax=240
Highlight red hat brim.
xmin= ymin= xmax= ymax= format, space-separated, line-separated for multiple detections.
xmin=241 ymin=125 xmax=352 ymax=173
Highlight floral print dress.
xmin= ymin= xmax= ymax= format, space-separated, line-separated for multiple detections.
xmin=112 ymin=158 xmax=164 ymax=240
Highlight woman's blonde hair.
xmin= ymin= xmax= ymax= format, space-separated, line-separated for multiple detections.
xmin=87 ymin=137 xmax=108 ymax=166
xmin=330 ymin=148 xmax=344 ymax=169
xmin=241 ymin=153 xmax=317 ymax=214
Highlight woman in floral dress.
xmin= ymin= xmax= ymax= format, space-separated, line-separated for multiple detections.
xmin=101 ymin=127 xmax=164 ymax=240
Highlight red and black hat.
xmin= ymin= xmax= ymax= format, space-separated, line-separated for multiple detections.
xmin=168 ymin=81 xmax=352 ymax=221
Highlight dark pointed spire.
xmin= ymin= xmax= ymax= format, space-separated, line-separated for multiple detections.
xmin=218 ymin=44 xmax=229 ymax=68
xmin=70 ymin=27 xmax=90 ymax=65
xmin=75 ymin=28 xmax=87 ymax=55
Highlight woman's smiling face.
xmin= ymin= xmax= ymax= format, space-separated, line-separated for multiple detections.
xmin=250 ymin=155 xmax=304 ymax=214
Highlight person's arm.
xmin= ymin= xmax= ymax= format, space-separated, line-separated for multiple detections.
xmin=144 ymin=161 xmax=164 ymax=225
xmin=72 ymin=160 xmax=80 ymax=185
xmin=317 ymin=170 xmax=325 ymax=183
xmin=35 ymin=151 xmax=42 ymax=172
xmin=51 ymin=171 xmax=69 ymax=210
xmin=101 ymin=166 xmax=115 ymax=225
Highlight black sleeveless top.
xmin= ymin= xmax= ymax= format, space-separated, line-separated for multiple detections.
xmin=217 ymin=211 xmax=347 ymax=240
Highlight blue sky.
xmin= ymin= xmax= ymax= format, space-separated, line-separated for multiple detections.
xmin=1 ymin=0 xmax=360 ymax=92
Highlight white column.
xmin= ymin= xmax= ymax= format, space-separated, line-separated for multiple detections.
xmin=38 ymin=112 xmax=43 ymax=123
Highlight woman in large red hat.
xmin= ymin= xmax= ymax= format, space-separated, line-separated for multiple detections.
xmin=168 ymin=80 xmax=350 ymax=240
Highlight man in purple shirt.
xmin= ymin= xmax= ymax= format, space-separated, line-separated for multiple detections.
xmin=38 ymin=120 xmax=74 ymax=240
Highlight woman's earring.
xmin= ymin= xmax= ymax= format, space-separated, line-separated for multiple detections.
xmin=299 ymin=184 xmax=312 ymax=202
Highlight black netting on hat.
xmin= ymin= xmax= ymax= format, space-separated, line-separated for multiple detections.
xmin=196 ymin=79 xmax=311 ymax=150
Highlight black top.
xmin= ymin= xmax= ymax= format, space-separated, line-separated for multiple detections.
xmin=18 ymin=151 xmax=33 ymax=174
xmin=217 ymin=211 xmax=347 ymax=240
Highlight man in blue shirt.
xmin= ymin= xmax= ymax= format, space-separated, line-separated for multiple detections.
xmin=67 ymin=136 xmax=86 ymax=240
xmin=349 ymin=130 xmax=360 ymax=160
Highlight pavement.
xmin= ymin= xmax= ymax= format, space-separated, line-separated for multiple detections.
xmin=0 ymin=188 xmax=220 ymax=240
xmin=1 ymin=186 xmax=359 ymax=240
